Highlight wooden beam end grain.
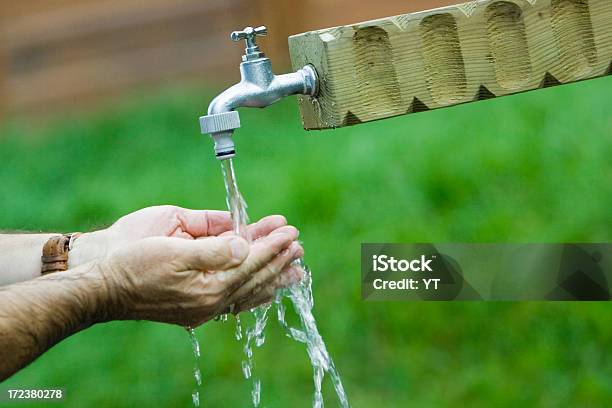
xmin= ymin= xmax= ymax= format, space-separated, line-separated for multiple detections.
xmin=289 ymin=0 xmax=612 ymax=130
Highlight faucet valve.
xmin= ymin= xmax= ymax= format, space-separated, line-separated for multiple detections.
xmin=200 ymin=24 xmax=319 ymax=161
xmin=231 ymin=26 xmax=268 ymax=61
xmin=200 ymin=111 xmax=241 ymax=159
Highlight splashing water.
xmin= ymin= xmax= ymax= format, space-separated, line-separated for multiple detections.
xmin=220 ymin=158 xmax=350 ymax=407
xmin=187 ymin=327 xmax=202 ymax=407
xmin=277 ymin=261 xmax=349 ymax=408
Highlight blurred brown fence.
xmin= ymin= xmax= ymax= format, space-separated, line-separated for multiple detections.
xmin=0 ymin=0 xmax=452 ymax=115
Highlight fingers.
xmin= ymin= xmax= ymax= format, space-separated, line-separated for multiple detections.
xmin=218 ymin=215 xmax=287 ymax=239
xmin=241 ymin=226 xmax=299 ymax=274
xmin=170 ymin=236 xmax=249 ymax=271
xmin=172 ymin=230 xmax=195 ymax=240
xmin=248 ymin=215 xmax=287 ymax=240
xmin=277 ymin=264 xmax=304 ymax=288
xmin=176 ymin=208 xmax=233 ymax=238
xmin=229 ymin=242 xmax=303 ymax=309
xmin=217 ymin=226 xmax=299 ymax=289
xmin=233 ymin=264 xmax=304 ymax=313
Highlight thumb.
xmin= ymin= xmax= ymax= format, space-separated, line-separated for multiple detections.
xmin=178 ymin=236 xmax=249 ymax=271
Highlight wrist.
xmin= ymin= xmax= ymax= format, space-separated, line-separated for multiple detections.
xmin=81 ymin=260 xmax=124 ymax=323
xmin=34 ymin=260 xmax=119 ymax=326
xmin=68 ymin=230 xmax=111 ymax=269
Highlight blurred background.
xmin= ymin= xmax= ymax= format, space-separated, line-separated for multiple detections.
xmin=1 ymin=0 xmax=612 ymax=407
xmin=0 ymin=0 xmax=454 ymax=116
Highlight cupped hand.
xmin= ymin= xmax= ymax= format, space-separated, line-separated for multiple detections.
xmin=69 ymin=206 xmax=233 ymax=267
xmin=98 ymin=224 xmax=303 ymax=326
xmin=70 ymin=205 xmax=292 ymax=267
xmin=217 ymin=220 xmax=305 ymax=313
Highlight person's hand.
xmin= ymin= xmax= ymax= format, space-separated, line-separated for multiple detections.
xmin=215 ymin=216 xmax=305 ymax=313
xmin=68 ymin=206 xmax=235 ymax=267
xmin=69 ymin=205 xmax=277 ymax=267
xmin=97 ymin=225 xmax=303 ymax=326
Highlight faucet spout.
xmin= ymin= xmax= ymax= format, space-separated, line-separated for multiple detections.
xmin=199 ymin=25 xmax=318 ymax=160
xmin=208 ymin=66 xmax=317 ymax=116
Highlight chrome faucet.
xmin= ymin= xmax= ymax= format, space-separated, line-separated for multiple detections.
xmin=199 ymin=26 xmax=319 ymax=160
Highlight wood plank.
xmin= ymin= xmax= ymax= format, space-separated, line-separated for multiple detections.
xmin=299 ymin=0 xmax=457 ymax=32
xmin=1 ymin=0 xmax=230 ymax=48
xmin=1 ymin=0 xmax=241 ymax=71
xmin=289 ymin=0 xmax=612 ymax=130
xmin=0 ymin=0 xmax=99 ymax=20
xmin=0 ymin=0 xmax=248 ymax=113
xmin=5 ymin=35 xmax=233 ymax=111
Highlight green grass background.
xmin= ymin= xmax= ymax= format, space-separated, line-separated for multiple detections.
xmin=1 ymin=77 xmax=612 ymax=407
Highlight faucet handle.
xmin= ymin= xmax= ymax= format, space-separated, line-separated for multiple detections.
xmin=231 ymin=26 xmax=267 ymax=45
xmin=231 ymin=26 xmax=268 ymax=61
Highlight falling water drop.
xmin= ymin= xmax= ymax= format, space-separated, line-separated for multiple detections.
xmin=187 ymin=328 xmax=203 ymax=407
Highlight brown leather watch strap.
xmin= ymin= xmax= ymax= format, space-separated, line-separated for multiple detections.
xmin=41 ymin=234 xmax=76 ymax=274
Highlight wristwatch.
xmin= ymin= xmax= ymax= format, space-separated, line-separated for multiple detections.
xmin=41 ymin=233 xmax=81 ymax=274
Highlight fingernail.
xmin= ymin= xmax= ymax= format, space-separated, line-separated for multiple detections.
xmin=273 ymin=215 xmax=287 ymax=225
xmin=287 ymin=242 xmax=303 ymax=259
xmin=294 ymin=246 xmax=304 ymax=259
xmin=230 ymin=238 xmax=249 ymax=261
xmin=275 ymin=225 xmax=299 ymax=238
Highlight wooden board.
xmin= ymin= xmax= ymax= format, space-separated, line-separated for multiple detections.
xmin=288 ymin=0 xmax=612 ymax=130
xmin=0 ymin=0 xmax=248 ymax=114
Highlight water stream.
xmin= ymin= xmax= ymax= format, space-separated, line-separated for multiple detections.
xmin=187 ymin=327 xmax=202 ymax=407
xmin=221 ymin=158 xmax=273 ymax=407
xmin=186 ymin=158 xmax=349 ymax=407
xmin=220 ymin=158 xmax=349 ymax=408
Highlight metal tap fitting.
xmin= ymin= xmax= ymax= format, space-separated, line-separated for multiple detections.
xmin=231 ymin=25 xmax=268 ymax=61
xmin=199 ymin=25 xmax=319 ymax=160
